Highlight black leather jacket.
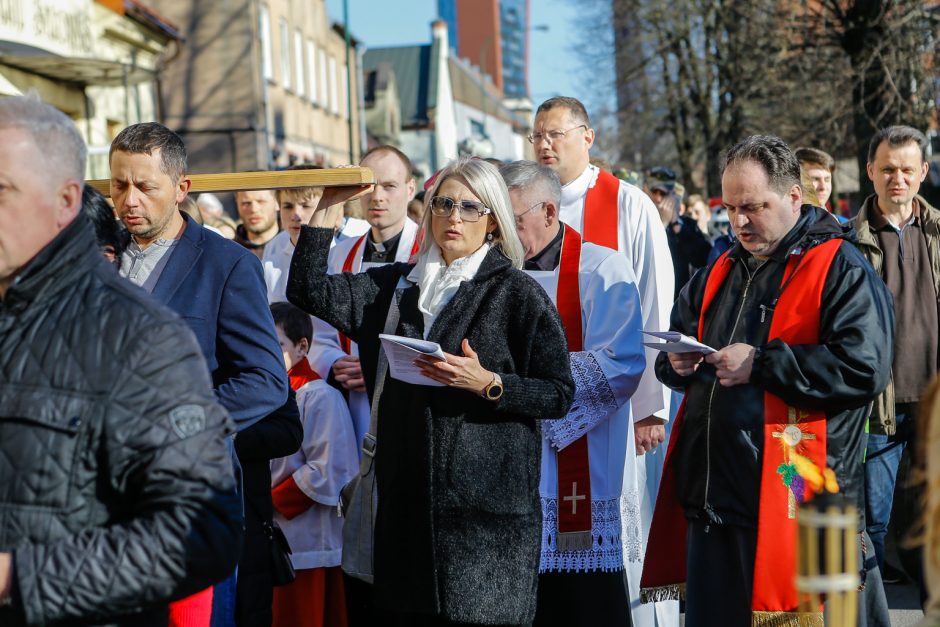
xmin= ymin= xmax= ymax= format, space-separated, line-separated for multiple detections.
xmin=656 ymin=206 xmax=895 ymax=527
xmin=0 ymin=216 xmax=242 ymax=626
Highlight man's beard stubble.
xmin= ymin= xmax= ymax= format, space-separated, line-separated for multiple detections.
xmin=245 ymin=214 xmax=277 ymax=235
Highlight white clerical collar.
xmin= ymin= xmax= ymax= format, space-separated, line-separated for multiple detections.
xmin=561 ymin=164 xmax=598 ymax=206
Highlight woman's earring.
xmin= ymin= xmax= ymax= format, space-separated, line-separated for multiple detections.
xmin=486 ymin=232 xmax=494 ymax=242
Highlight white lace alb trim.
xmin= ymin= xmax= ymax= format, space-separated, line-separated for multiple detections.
xmin=540 ymin=496 xmax=624 ymax=573
xmin=546 ymin=351 xmax=620 ymax=450
xmin=620 ymin=490 xmax=643 ymax=563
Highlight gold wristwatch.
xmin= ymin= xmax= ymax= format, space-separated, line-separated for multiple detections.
xmin=482 ymin=373 xmax=504 ymax=401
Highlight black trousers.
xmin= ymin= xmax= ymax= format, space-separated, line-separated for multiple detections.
xmin=686 ymin=521 xmax=883 ymax=626
xmin=685 ymin=521 xmax=756 ymax=627
xmin=344 ymin=574 xmax=378 ymax=627
xmin=384 ymin=614 xmax=524 ymax=627
xmin=353 ymin=576 xmax=526 ymax=626
xmin=533 ymin=569 xmax=632 ymax=627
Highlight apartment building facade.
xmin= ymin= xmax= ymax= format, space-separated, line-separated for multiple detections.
xmin=0 ymin=0 xmax=179 ymax=177
xmin=149 ymin=0 xmax=363 ymax=174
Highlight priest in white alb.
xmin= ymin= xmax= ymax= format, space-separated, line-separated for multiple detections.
xmin=502 ymin=160 xmax=645 ymax=625
xmin=532 ymin=96 xmax=677 ymax=627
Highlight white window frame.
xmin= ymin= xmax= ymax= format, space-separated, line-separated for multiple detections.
xmin=318 ymin=49 xmax=328 ymax=107
xmin=341 ymin=67 xmax=348 ymax=119
xmin=329 ymin=56 xmax=339 ymax=114
xmin=294 ymin=30 xmax=305 ymax=97
xmin=259 ymin=5 xmax=272 ymax=81
xmin=279 ymin=18 xmax=291 ymax=90
xmin=307 ymin=41 xmax=317 ymax=105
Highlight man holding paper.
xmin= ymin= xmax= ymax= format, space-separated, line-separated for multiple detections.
xmin=641 ymin=135 xmax=894 ymax=626
xmin=503 ymin=160 xmax=645 ymax=625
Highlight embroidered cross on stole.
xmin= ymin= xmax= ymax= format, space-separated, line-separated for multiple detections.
xmin=772 ymin=407 xmax=817 ymax=519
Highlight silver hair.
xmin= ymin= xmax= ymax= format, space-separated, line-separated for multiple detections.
xmin=499 ymin=160 xmax=562 ymax=206
xmin=0 ymin=94 xmax=86 ymax=183
xmin=420 ymin=157 xmax=525 ymax=269
xmin=196 ymin=193 xmax=224 ymax=214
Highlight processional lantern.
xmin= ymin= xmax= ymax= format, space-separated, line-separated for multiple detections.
xmin=794 ymin=459 xmax=859 ymax=627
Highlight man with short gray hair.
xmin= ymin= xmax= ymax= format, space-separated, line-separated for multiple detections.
xmin=503 ymin=160 xmax=646 ymax=624
xmin=533 ymin=95 xmax=676 ymax=627
xmin=0 ymin=97 xmax=242 ymax=624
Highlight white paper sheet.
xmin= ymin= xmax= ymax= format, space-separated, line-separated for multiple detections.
xmin=379 ymin=333 xmax=447 ymax=386
xmin=641 ymin=331 xmax=717 ymax=354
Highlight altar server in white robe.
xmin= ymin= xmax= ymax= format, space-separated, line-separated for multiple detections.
xmin=307 ymin=145 xmax=421 ymax=451
xmin=532 ymin=97 xmax=678 ymax=627
xmin=503 ymin=161 xmax=645 ymax=626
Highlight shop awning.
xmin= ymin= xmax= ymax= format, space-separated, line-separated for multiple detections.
xmin=0 ymin=40 xmax=155 ymax=87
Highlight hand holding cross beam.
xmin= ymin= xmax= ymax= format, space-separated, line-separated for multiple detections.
xmin=309 ymin=175 xmax=373 ymax=229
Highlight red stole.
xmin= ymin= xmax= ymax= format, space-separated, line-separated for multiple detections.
xmin=409 ymin=228 xmax=424 ymax=262
xmin=338 ymin=236 xmax=367 ymax=355
xmin=582 ymin=169 xmax=620 ymax=250
xmin=288 ymin=358 xmax=321 ymax=391
xmin=640 ymin=239 xmax=841 ymax=622
xmin=554 ymin=224 xmax=593 ymax=550
xmin=338 ymin=230 xmax=422 ymax=354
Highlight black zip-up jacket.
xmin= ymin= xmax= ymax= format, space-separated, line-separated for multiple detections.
xmin=656 ymin=206 xmax=895 ymax=527
xmin=0 ymin=216 xmax=242 ymax=626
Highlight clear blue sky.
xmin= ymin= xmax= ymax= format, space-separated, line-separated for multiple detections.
xmin=325 ymin=0 xmax=582 ymax=105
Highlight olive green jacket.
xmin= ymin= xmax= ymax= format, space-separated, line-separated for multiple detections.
xmin=849 ymin=194 xmax=940 ymax=435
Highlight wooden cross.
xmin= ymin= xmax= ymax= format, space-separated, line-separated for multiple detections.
xmin=773 ymin=407 xmax=817 ymax=518
xmin=86 ymin=167 xmax=375 ymax=198
xmin=563 ymin=482 xmax=586 ymax=515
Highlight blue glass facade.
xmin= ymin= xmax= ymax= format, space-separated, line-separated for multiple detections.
xmin=499 ymin=0 xmax=527 ymax=98
xmin=437 ymin=0 xmax=459 ymax=52
xmin=437 ymin=0 xmax=530 ymax=98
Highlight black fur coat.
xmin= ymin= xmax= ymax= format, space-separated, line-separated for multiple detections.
xmin=288 ymin=226 xmax=574 ymax=624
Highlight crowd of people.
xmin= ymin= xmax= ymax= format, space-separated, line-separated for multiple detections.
xmin=0 ymin=90 xmax=938 ymax=627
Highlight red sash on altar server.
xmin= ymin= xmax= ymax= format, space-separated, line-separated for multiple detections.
xmin=337 ymin=231 xmax=422 ymax=354
xmin=640 ymin=239 xmax=842 ymax=625
xmin=554 ymin=224 xmax=593 ymax=551
xmin=582 ymin=169 xmax=619 ymax=250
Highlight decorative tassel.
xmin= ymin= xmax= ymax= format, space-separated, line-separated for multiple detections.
xmin=751 ymin=610 xmax=824 ymax=627
xmin=556 ymin=531 xmax=592 ymax=552
xmin=639 ymin=583 xmax=685 ymax=603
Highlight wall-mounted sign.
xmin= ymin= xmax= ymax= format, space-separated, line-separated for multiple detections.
xmin=0 ymin=0 xmax=94 ymax=58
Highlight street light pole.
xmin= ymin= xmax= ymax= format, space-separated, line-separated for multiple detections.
xmin=343 ymin=0 xmax=354 ymax=163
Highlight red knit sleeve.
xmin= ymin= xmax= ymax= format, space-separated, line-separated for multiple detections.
xmin=271 ymin=475 xmax=314 ymax=520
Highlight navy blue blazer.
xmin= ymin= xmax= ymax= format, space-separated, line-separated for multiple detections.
xmin=151 ymin=213 xmax=288 ymax=430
